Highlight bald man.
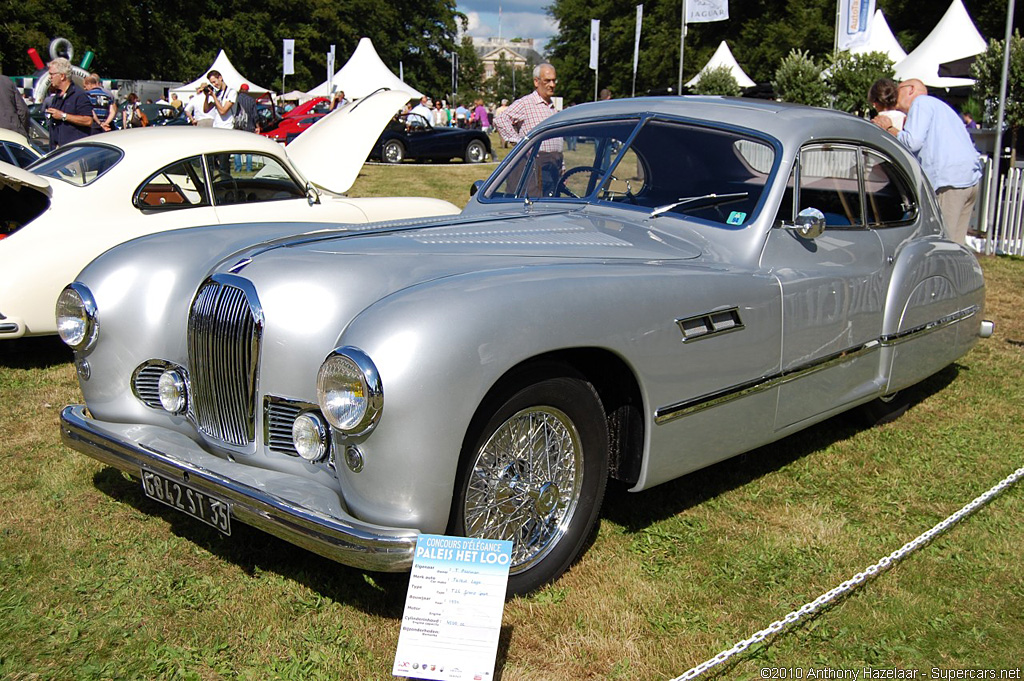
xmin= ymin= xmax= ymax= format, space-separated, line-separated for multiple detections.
xmin=873 ymin=78 xmax=982 ymax=245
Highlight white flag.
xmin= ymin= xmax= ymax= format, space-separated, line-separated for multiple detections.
xmin=283 ymin=39 xmax=295 ymax=76
xmin=590 ymin=19 xmax=600 ymax=71
xmin=686 ymin=0 xmax=728 ymax=23
xmin=837 ymin=0 xmax=875 ymax=50
xmin=630 ymin=5 xmax=638 ymax=75
xmin=327 ymin=47 xmax=335 ymax=91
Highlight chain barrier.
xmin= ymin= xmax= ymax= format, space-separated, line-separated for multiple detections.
xmin=671 ymin=464 xmax=1024 ymax=681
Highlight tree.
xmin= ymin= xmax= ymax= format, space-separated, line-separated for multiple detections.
xmin=690 ymin=65 xmax=740 ymax=96
xmin=971 ymin=30 xmax=1024 ymax=164
xmin=773 ymin=50 xmax=828 ymax=107
xmin=825 ymin=51 xmax=895 ymax=117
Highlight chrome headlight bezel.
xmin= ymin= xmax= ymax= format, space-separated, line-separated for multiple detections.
xmin=316 ymin=347 xmax=383 ymax=437
xmin=55 ymin=283 xmax=99 ymax=352
xmin=157 ymin=369 xmax=188 ymax=415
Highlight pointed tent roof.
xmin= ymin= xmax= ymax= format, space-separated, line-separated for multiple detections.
xmin=850 ymin=10 xmax=908 ymax=64
xmin=893 ymin=0 xmax=987 ymax=88
xmin=686 ymin=41 xmax=756 ymax=89
xmin=306 ymin=37 xmax=423 ymax=100
xmin=170 ymin=50 xmax=273 ymax=96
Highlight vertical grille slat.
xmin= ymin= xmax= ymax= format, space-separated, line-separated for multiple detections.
xmin=188 ymin=278 xmax=262 ymax=447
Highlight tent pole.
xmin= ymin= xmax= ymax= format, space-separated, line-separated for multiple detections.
xmin=677 ymin=0 xmax=686 ymax=94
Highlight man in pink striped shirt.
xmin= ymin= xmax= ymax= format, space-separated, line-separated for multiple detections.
xmin=494 ymin=64 xmax=563 ymax=196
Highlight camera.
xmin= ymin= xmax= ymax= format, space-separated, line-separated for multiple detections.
xmin=203 ymin=85 xmax=213 ymax=96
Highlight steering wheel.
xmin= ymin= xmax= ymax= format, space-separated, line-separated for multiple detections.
xmin=557 ymin=165 xmax=603 ymax=198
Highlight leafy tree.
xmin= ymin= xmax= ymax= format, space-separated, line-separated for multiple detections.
xmin=452 ymin=35 xmax=483 ymax=105
xmin=773 ymin=49 xmax=828 ymax=107
xmin=971 ymin=31 xmax=1024 ymax=164
xmin=690 ymin=65 xmax=740 ymax=96
xmin=825 ymin=51 xmax=895 ymax=117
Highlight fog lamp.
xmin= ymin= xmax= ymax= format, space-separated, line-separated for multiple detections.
xmin=158 ymin=369 xmax=187 ymax=414
xmin=292 ymin=412 xmax=329 ymax=462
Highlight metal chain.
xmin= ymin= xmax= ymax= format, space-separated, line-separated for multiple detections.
xmin=671 ymin=464 xmax=1024 ymax=681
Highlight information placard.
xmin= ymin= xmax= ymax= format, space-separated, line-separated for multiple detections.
xmin=393 ymin=534 xmax=513 ymax=681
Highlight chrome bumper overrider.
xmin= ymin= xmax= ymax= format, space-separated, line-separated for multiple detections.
xmin=60 ymin=405 xmax=418 ymax=571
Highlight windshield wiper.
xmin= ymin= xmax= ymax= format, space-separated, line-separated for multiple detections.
xmin=649 ymin=192 xmax=748 ymax=219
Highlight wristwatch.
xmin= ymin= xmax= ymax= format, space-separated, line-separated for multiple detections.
xmin=62 ymin=111 xmax=67 ymax=121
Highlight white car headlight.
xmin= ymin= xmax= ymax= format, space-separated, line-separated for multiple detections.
xmin=55 ymin=283 xmax=98 ymax=351
xmin=292 ymin=411 xmax=329 ymax=462
xmin=316 ymin=347 xmax=382 ymax=436
xmin=157 ymin=369 xmax=188 ymax=414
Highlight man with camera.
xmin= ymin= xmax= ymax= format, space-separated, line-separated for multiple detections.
xmin=184 ymin=82 xmax=214 ymax=126
xmin=203 ymin=70 xmax=236 ymax=129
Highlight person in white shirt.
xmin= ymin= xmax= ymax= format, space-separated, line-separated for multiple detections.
xmin=204 ymin=70 xmax=236 ymax=129
xmin=184 ymin=83 xmax=215 ymax=126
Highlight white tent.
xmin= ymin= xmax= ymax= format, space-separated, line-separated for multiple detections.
xmin=893 ymin=0 xmax=987 ymax=88
xmin=306 ymin=37 xmax=423 ymax=100
xmin=850 ymin=10 xmax=908 ymax=64
xmin=170 ymin=50 xmax=273 ymax=96
xmin=686 ymin=41 xmax=756 ymax=89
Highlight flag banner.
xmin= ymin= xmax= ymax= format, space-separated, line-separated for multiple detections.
xmin=327 ymin=50 xmax=335 ymax=90
xmin=634 ymin=5 xmax=643 ymax=75
xmin=283 ymin=39 xmax=295 ymax=75
xmin=686 ymin=0 xmax=728 ymax=23
xmin=590 ymin=19 xmax=600 ymax=70
xmin=837 ymin=0 xmax=875 ymax=50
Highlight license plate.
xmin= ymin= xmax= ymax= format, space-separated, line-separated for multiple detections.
xmin=141 ymin=468 xmax=231 ymax=535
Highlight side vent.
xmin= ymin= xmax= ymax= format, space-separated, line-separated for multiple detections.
xmin=675 ymin=307 xmax=744 ymax=343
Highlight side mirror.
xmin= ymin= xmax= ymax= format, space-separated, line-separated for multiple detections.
xmin=470 ymin=180 xmax=484 ymax=197
xmin=306 ymin=182 xmax=321 ymax=206
xmin=784 ymin=207 xmax=826 ymax=240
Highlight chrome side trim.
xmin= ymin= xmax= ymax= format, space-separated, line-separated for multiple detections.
xmin=0 ymin=322 xmax=18 ymax=334
xmin=60 ymin=405 xmax=418 ymax=572
xmin=879 ymin=305 xmax=979 ymax=346
xmin=655 ymin=304 xmax=979 ymax=425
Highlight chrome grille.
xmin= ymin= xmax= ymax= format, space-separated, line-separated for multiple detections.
xmin=132 ymin=363 xmax=166 ymax=409
xmin=265 ymin=399 xmax=303 ymax=455
xmin=188 ymin=277 xmax=262 ymax=446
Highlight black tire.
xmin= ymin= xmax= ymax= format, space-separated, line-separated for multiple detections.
xmin=451 ymin=371 xmax=608 ymax=597
xmin=464 ymin=139 xmax=487 ymax=163
xmin=383 ymin=140 xmax=404 ymax=163
xmin=857 ymin=391 xmax=911 ymax=427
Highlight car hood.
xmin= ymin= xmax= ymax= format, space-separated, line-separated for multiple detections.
xmin=0 ymin=159 xmax=51 ymax=198
xmin=286 ymin=89 xmax=410 ymax=195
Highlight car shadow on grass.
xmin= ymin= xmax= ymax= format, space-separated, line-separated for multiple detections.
xmin=0 ymin=336 xmax=73 ymax=369
xmin=601 ymin=363 xmax=961 ymax=532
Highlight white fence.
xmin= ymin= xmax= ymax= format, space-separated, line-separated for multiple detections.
xmin=982 ymin=166 xmax=1024 ymax=256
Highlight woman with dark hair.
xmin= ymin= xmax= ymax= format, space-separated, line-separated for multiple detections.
xmin=868 ymin=78 xmax=905 ymax=132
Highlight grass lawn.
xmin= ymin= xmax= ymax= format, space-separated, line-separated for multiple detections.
xmin=0 ymin=158 xmax=1021 ymax=678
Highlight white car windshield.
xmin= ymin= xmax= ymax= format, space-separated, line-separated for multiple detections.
xmin=483 ymin=117 xmax=777 ymax=228
xmin=28 ymin=144 xmax=123 ymax=187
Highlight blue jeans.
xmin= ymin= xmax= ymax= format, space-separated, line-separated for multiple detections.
xmin=234 ymin=154 xmax=252 ymax=172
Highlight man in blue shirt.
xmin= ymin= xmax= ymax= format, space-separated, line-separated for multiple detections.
xmin=873 ymin=78 xmax=982 ymax=245
xmin=45 ymin=58 xmax=93 ymax=149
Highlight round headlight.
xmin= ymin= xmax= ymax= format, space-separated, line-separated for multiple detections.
xmin=316 ymin=347 xmax=382 ymax=435
xmin=158 ymin=369 xmax=187 ymax=414
xmin=292 ymin=412 xmax=329 ymax=462
xmin=55 ymin=284 xmax=98 ymax=351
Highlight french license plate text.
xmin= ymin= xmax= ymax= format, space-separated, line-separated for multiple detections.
xmin=141 ymin=469 xmax=231 ymax=535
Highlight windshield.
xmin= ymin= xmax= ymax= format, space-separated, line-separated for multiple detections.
xmin=28 ymin=144 xmax=122 ymax=187
xmin=483 ymin=117 xmax=777 ymax=228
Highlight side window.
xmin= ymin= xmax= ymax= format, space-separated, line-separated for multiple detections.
xmin=797 ymin=145 xmax=863 ymax=228
xmin=207 ymin=153 xmax=305 ymax=205
xmin=134 ymin=156 xmax=208 ymax=210
xmin=863 ymin=150 xmax=917 ymax=226
xmin=8 ymin=144 xmax=38 ymax=168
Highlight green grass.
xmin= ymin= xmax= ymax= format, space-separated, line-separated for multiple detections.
xmin=1 ymin=220 xmax=1021 ymax=676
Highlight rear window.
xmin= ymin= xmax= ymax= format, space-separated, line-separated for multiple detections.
xmin=28 ymin=144 xmax=123 ymax=187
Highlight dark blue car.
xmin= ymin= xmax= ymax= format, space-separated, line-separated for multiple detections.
xmin=370 ymin=112 xmax=491 ymax=163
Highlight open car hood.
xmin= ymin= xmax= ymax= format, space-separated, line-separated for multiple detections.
xmin=286 ymin=89 xmax=410 ymax=195
xmin=0 ymin=159 xmax=52 ymax=198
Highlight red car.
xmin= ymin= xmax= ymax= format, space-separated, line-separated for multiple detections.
xmin=259 ymin=97 xmax=332 ymax=142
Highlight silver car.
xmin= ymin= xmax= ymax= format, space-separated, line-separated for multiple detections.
xmin=59 ymin=97 xmax=992 ymax=596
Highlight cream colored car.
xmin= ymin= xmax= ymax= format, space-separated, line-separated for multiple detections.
xmin=0 ymin=90 xmax=458 ymax=339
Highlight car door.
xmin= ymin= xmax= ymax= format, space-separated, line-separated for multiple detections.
xmin=760 ymin=143 xmax=889 ymax=430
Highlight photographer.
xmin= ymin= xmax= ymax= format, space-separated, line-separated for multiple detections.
xmin=203 ymin=70 xmax=236 ymax=129
xmin=184 ymin=83 xmax=214 ymax=126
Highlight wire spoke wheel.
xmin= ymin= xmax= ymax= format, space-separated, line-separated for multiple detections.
xmin=453 ymin=372 xmax=608 ymax=596
xmin=463 ymin=406 xmax=583 ymax=571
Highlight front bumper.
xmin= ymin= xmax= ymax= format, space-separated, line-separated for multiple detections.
xmin=60 ymin=405 xmax=418 ymax=571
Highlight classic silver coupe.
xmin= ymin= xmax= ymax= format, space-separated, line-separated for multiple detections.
xmin=60 ymin=97 xmax=992 ymax=596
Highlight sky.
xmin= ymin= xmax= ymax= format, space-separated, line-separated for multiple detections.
xmin=456 ymin=1 xmax=559 ymax=53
